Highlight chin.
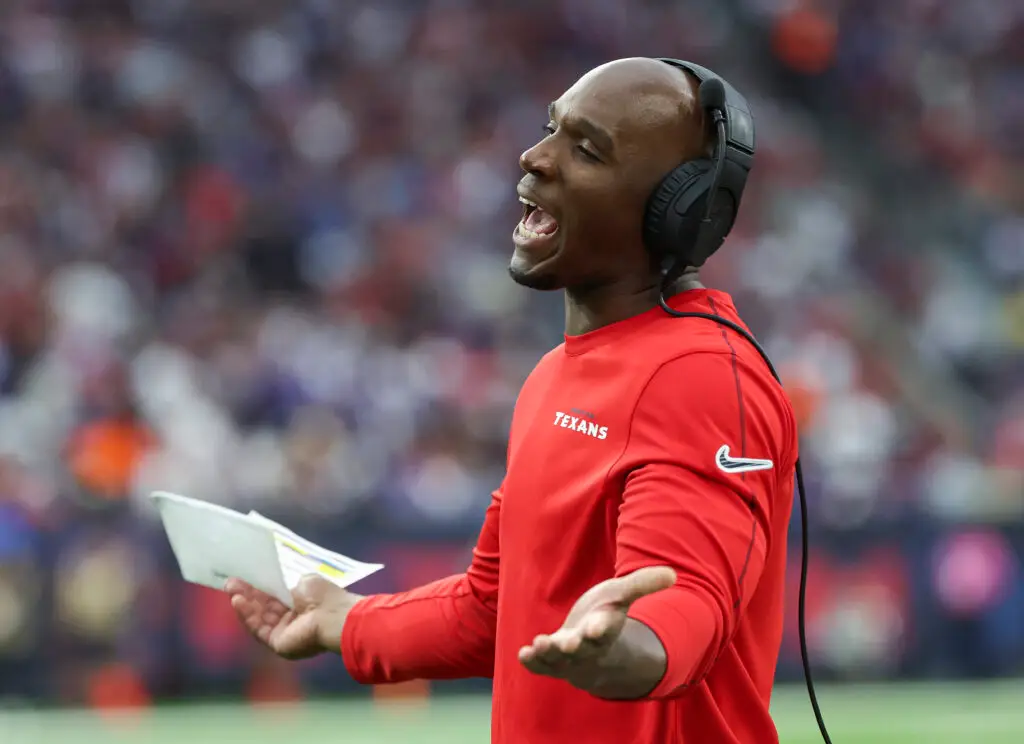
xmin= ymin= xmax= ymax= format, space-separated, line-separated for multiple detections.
xmin=508 ymin=251 xmax=565 ymax=291
xmin=508 ymin=265 xmax=563 ymax=291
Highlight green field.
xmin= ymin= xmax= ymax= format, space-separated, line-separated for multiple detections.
xmin=3 ymin=681 xmax=1022 ymax=743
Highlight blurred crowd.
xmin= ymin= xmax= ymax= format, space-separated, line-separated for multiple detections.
xmin=0 ymin=0 xmax=1021 ymax=707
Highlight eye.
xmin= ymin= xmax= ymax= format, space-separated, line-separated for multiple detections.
xmin=542 ymin=122 xmax=601 ymax=162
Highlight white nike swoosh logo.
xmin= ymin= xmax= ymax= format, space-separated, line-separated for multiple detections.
xmin=715 ymin=444 xmax=774 ymax=474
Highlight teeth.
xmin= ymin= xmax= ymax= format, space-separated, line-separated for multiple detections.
xmin=518 ymin=196 xmax=538 ymax=208
xmin=517 ymin=223 xmax=544 ymax=239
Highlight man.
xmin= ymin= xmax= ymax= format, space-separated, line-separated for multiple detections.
xmin=228 ymin=57 xmax=798 ymax=743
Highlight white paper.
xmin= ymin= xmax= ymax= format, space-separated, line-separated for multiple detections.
xmin=151 ymin=492 xmax=384 ymax=610
xmin=152 ymin=491 xmax=293 ymax=606
xmin=247 ymin=510 xmax=385 ymax=591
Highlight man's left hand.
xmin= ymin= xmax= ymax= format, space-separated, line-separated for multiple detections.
xmin=518 ymin=566 xmax=676 ymax=690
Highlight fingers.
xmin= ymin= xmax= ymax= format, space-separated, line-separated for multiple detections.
xmin=518 ymin=626 xmax=608 ymax=679
xmin=580 ymin=609 xmax=617 ymax=642
xmin=262 ymin=611 xmax=296 ymax=648
xmin=518 ymin=568 xmax=677 ymax=682
xmin=519 ymin=648 xmax=561 ymax=677
xmin=262 ymin=606 xmax=285 ymax=629
xmin=225 ymin=578 xmax=289 ymax=616
xmin=613 ymin=566 xmax=677 ymax=607
xmin=231 ymin=592 xmax=270 ymax=630
xmin=519 ymin=633 xmax=567 ymax=676
xmin=226 ymin=578 xmax=317 ymax=658
xmin=231 ymin=593 xmax=264 ymax=635
xmin=229 ymin=584 xmax=291 ymax=648
xmin=224 ymin=578 xmax=250 ymax=595
xmin=549 ymin=628 xmax=582 ymax=655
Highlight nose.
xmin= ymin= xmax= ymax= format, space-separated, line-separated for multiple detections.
xmin=519 ymin=138 xmax=556 ymax=179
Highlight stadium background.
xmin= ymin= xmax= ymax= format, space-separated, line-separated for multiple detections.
xmin=0 ymin=0 xmax=1021 ymax=741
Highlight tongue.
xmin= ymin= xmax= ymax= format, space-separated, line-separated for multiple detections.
xmin=524 ymin=207 xmax=558 ymax=234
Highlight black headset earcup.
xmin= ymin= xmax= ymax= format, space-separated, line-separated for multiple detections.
xmin=643 ymin=159 xmax=739 ymax=269
xmin=692 ymin=188 xmax=737 ymax=267
xmin=643 ymin=160 xmax=713 ymax=265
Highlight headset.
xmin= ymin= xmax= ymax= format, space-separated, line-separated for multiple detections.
xmin=646 ymin=58 xmax=833 ymax=744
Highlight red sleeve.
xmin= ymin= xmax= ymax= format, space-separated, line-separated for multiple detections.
xmin=615 ymin=352 xmax=792 ymax=700
xmin=341 ymin=486 xmax=501 ymax=683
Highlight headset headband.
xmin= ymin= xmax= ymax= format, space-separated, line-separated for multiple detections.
xmin=654 ymin=59 xmax=755 ymax=159
xmin=641 ymin=58 xmax=756 ymax=271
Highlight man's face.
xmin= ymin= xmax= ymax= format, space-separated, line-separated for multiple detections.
xmin=508 ymin=59 xmax=700 ymax=292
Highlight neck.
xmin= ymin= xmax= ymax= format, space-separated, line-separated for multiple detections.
xmin=563 ymin=268 xmax=704 ymax=336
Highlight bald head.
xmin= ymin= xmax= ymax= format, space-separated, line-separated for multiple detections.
xmin=563 ymin=57 xmax=711 ymax=165
xmin=509 ymin=56 xmax=716 ymax=298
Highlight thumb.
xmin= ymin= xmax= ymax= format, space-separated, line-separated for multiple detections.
xmin=612 ymin=566 xmax=677 ymax=607
xmin=292 ymin=574 xmax=331 ymax=610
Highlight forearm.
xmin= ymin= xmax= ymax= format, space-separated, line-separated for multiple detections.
xmin=341 ymin=574 xmax=497 ymax=684
xmin=343 ymin=484 xmax=502 ymax=685
xmin=575 ymin=618 xmax=667 ymax=700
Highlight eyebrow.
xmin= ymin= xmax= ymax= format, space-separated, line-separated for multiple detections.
xmin=548 ymin=102 xmax=616 ymax=157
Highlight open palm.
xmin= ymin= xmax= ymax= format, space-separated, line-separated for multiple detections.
xmin=518 ymin=566 xmax=677 ymax=681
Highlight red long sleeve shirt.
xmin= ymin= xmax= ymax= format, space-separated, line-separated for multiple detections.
xmin=342 ymin=288 xmax=798 ymax=744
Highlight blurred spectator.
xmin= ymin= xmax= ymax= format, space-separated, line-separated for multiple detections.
xmin=0 ymin=0 xmax=1020 ymax=704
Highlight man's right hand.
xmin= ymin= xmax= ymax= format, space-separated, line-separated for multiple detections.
xmin=226 ymin=575 xmax=361 ymax=660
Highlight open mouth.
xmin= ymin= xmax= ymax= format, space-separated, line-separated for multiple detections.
xmin=516 ymin=196 xmax=560 ymax=241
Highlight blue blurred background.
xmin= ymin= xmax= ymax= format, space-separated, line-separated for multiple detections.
xmin=0 ymin=0 xmax=1021 ymax=740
